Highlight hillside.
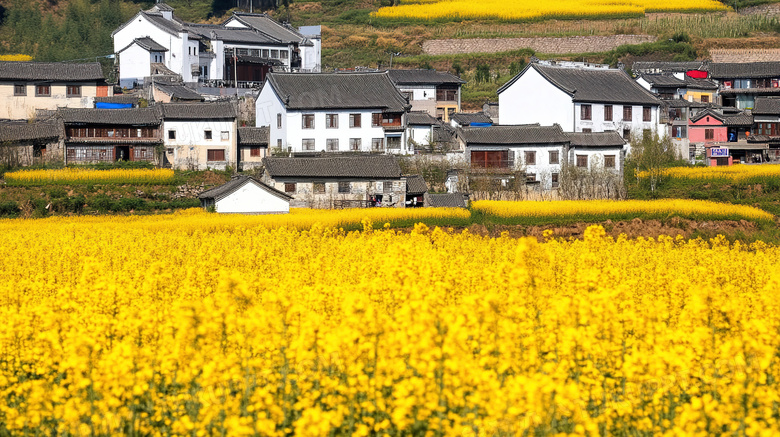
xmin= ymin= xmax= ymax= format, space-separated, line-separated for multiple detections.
xmin=3 ymin=0 xmax=780 ymax=108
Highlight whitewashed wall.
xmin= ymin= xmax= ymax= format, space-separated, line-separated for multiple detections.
xmin=498 ymin=67 xmax=574 ymax=128
xmin=215 ymin=181 xmax=290 ymax=214
xmin=163 ymin=119 xmax=236 ymax=170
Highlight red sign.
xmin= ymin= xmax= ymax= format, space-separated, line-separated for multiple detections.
xmin=686 ymin=70 xmax=708 ymax=79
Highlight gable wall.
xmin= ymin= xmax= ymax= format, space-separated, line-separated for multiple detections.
xmin=498 ymin=67 xmax=574 ymax=128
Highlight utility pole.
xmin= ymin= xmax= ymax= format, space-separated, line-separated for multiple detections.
xmin=234 ymin=47 xmax=239 ymax=98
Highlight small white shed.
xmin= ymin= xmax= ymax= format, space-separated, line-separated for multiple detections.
xmin=198 ymin=175 xmax=292 ymax=214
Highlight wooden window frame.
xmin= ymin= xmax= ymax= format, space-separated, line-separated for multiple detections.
xmin=207 ymin=149 xmax=225 ymax=161
xmin=35 ymin=85 xmax=51 ymax=97
xmin=66 ymin=85 xmax=81 ymax=98
xmin=371 ymin=113 xmax=382 ymax=127
xmin=338 ymin=182 xmax=351 ymax=193
xmin=349 ymin=113 xmax=361 ymax=128
xmin=349 ymin=138 xmax=361 ymax=151
xmin=326 ymin=113 xmax=338 ymax=129
xmin=576 ymin=155 xmax=588 ymax=168
xmin=284 ymin=183 xmax=296 ymax=194
xmin=14 ymin=84 xmax=26 ymax=96
xmin=371 ymin=138 xmax=384 ymax=151
xmin=705 ymin=129 xmax=714 ymax=140
xmin=525 ymin=151 xmax=536 ymax=166
xmin=551 ymin=172 xmax=559 ymax=188
xmin=302 ymin=139 xmax=315 ymax=151
xmin=642 ymin=106 xmax=651 ymax=122
xmin=549 ymin=150 xmax=559 ymax=165
xmin=249 ymin=146 xmax=262 ymax=157
xmin=277 ymin=113 xmax=282 ymax=128
xmin=604 ymin=155 xmax=616 ymax=168
xmin=326 ymin=139 xmax=339 ymax=151
xmin=580 ymin=104 xmax=592 ymax=121
xmin=604 ymin=105 xmax=613 ymax=121
xmin=302 ymin=114 xmax=315 ymax=129
xmin=622 ymin=106 xmax=632 ymax=121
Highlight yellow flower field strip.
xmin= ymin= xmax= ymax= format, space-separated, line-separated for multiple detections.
xmin=1 ymin=218 xmax=780 ymax=435
xmin=372 ymin=0 xmax=728 ymax=21
xmin=4 ymin=168 xmax=175 ymax=185
xmin=638 ymin=164 xmax=780 ymax=183
xmin=472 ymin=199 xmax=775 ymax=223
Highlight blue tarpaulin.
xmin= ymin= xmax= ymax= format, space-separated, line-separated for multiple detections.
xmin=96 ymin=102 xmax=132 ymax=109
xmin=469 ymin=122 xmax=492 ymax=127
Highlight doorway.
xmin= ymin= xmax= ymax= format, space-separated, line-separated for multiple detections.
xmin=115 ymin=146 xmax=130 ymax=161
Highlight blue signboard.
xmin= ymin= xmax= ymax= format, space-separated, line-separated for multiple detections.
xmin=710 ymin=148 xmax=729 ymax=157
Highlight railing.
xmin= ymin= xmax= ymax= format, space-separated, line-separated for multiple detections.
xmin=198 ymin=79 xmax=264 ymax=89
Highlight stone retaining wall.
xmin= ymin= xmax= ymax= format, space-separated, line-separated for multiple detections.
xmin=422 ymin=35 xmax=656 ymax=56
xmin=710 ymin=49 xmax=780 ymax=63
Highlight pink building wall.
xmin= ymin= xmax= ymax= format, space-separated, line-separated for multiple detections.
xmin=688 ymin=115 xmax=727 ymax=143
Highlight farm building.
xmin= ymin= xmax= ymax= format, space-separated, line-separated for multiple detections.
xmin=198 ymin=174 xmax=292 ymax=214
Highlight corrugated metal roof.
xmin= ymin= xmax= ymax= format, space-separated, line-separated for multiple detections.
xmin=459 ymin=124 xmax=568 ymax=145
xmin=198 ymin=175 xmax=292 ymax=201
xmin=566 ymin=131 xmax=626 ymax=147
xmin=238 ymin=127 xmax=269 ymax=145
xmin=263 ymin=155 xmax=402 ymax=179
xmin=0 ymin=61 xmax=104 ymax=81
xmin=387 ymin=69 xmax=465 ymax=85
xmin=266 ymin=72 xmax=409 ymax=112
xmin=59 ymin=107 xmax=161 ymax=125
xmin=160 ymin=102 xmax=235 ymax=119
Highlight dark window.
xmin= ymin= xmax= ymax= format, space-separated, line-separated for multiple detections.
xmin=526 ymin=173 xmax=536 ymax=182
xmin=314 ymin=182 xmax=325 ymax=193
xmin=204 ymin=130 xmax=212 ymax=140
xmin=436 ymin=87 xmax=457 ymax=101
xmin=604 ymin=105 xmax=613 ymax=121
xmin=326 ymin=114 xmax=338 ymax=128
xmin=338 ymin=182 xmax=351 ymax=193
xmin=349 ymin=138 xmax=361 ymax=151
xmin=382 ymin=113 xmax=401 ymax=126
xmin=705 ymin=129 xmax=714 ymax=140
xmin=207 ymin=149 xmax=225 ymax=161
xmin=470 ymin=150 xmax=510 ymax=169
xmin=581 ymin=104 xmax=592 ymax=120
xmin=302 ymin=139 xmax=315 ymax=151
xmin=551 ymin=172 xmax=559 ymax=188
xmin=372 ymin=138 xmax=384 ymax=151
xmin=284 ymin=183 xmax=296 ymax=193
xmin=623 ymin=106 xmax=632 ymax=121
xmin=622 ymin=128 xmax=631 ymax=141
xmin=166 ymin=148 xmax=174 ymax=154
xmin=576 ymin=155 xmax=588 ymax=168
xmin=386 ymin=136 xmax=401 ymax=149
xmin=66 ymin=85 xmax=81 ymax=97
xmin=326 ymin=139 xmax=339 ymax=151
xmin=250 ymin=146 xmax=262 ymax=157
xmin=36 ymin=85 xmax=50 ymax=97
xmin=525 ymin=151 xmax=536 ymax=165
xmin=701 ymin=95 xmax=709 ymax=103
xmin=582 ymin=128 xmax=592 ymax=133
xmin=14 ymin=84 xmax=26 ymax=96
xmin=372 ymin=113 xmax=382 ymax=127
xmin=672 ymin=126 xmax=687 ymax=138
xmin=549 ymin=150 xmax=559 ymax=164
xmin=277 ymin=113 xmax=282 ymax=128
xmin=168 ymin=130 xmax=176 ymax=140
xmin=349 ymin=113 xmax=361 ymax=128
xmin=604 ymin=155 xmax=616 ymax=168
xmin=643 ymin=106 xmax=651 ymax=122
xmin=302 ymin=114 xmax=315 ymax=129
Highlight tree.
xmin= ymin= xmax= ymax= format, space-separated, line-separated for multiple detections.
xmin=475 ymin=64 xmax=491 ymax=84
xmin=627 ymin=130 xmax=678 ymax=193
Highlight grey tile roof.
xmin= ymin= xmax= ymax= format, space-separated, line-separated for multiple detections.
xmin=263 ymin=155 xmax=402 ymax=179
xmin=500 ymin=64 xmax=659 ymax=105
xmin=160 ymin=102 xmax=236 ymax=119
xmin=0 ymin=61 xmax=104 ymax=82
xmin=425 ymin=193 xmax=468 ymax=208
xmin=154 ymin=83 xmax=204 ymax=101
xmin=387 ymin=69 xmax=465 ymax=86
xmin=632 ymin=61 xmax=709 ymax=74
xmin=752 ymin=98 xmax=780 ymax=115
xmin=407 ymin=111 xmax=438 ymax=125
xmin=724 ymin=111 xmax=753 ymax=127
xmin=640 ymin=74 xmax=686 ymax=87
xmin=150 ymin=3 xmax=175 ymax=12
xmin=566 ymin=131 xmax=626 ymax=147
xmin=662 ymin=98 xmax=708 ymax=108
xmin=405 ymin=175 xmax=428 ymax=194
xmin=228 ymin=13 xmax=311 ymax=46
xmin=0 ymin=121 xmax=61 ymax=142
xmin=459 ymin=124 xmax=569 ymax=145
xmin=709 ymin=62 xmax=780 ymax=79
xmin=94 ymin=95 xmax=142 ymax=104
xmin=190 ymin=26 xmax=279 ymax=44
xmin=719 ymin=87 xmax=780 ymax=95
xmin=236 ymin=55 xmax=284 ymax=66
xmin=451 ymin=112 xmax=493 ymax=126
xmin=238 ymin=127 xmax=269 ymax=146
xmin=59 ymin=107 xmax=161 ymax=125
xmin=142 ymin=11 xmax=186 ymax=35
xmin=690 ymin=108 xmax=725 ymax=123
xmin=266 ymin=72 xmax=409 ymax=112
xmin=198 ymin=175 xmax=292 ymax=201
xmin=133 ymin=37 xmax=168 ymax=52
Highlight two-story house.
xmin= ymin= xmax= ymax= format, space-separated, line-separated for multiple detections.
xmin=255 ymin=72 xmax=411 ymax=154
xmin=498 ymin=62 xmax=662 ymax=140
xmin=709 ymin=62 xmax=780 ymax=110
xmin=59 ymin=107 xmax=162 ymax=164
xmin=112 ymin=4 xmax=319 ymax=88
xmin=0 ymin=61 xmax=110 ymax=120
xmin=160 ymin=101 xmax=237 ymax=170
xmin=387 ymin=69 xmax=465 ymax=122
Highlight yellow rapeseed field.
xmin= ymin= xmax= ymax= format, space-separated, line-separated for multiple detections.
xmin=2 ymin=210 xmax=780 ymax=435
xmin=640 ymin=164 xmax=780 ymax=183
xmin=373 ymin=0 xmax=728 ymax=21
xmin=4 ymin=168 xmax=175 ymax=186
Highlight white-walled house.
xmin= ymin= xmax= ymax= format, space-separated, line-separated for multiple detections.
xmin=256 ymin=72 xmax=411 ymax=154
xmin=199 ymin=174 xmax=292 ymax=214
xmin=160 ymin=101 xmax=237 ymax=170
xmin=498 ymin=62 xmax=662 ymax=140
xmin=112 ymin=4 xmax=319 ymax=88
xmin=565 ymin=131 xmax=627 ymax=175
xmin=0 ymin=61 xmax=110 ymax=120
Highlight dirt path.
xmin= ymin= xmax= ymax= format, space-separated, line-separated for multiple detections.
xmin=422 ymin=35 xmax=656 ymax=55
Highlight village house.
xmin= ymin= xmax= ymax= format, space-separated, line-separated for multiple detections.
xmin=237 ymin=126 xmax=269 ymax=170
xmin=565 ymin=131 xmax=627 ymax=175
xmin=498 ymin=61 xmax=662 ymax=140
xmin=261 ymin=155 xmax=408 ymax=208
xmin=0 ymin=120 xmax=63 ymax=166
xmin=152 ymin=82 xmax=205 ymax=103
xmin=405 ymin=174 xmax=428 ymax=208
xmin=255 ymin=72 xmax=411 ymax=154
xmin=160 ymin=101 xmax=237 ymax=170
xmin=709 ymin=62 xmax=780 ymax=109
xmin=59 ymin=107 xmax=162 ymax=164
xmin=199 ymin=174 xmax=292 ymax=214
xmin=112 ymin=3 xmax=319 ymax=88
xmin=386 ymin=69 xmax=465 ymax=122
xmin=635 ymin=73 xmax=718 ymax=103
xmin=0 ymin=61 xmax=110 ymax=120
